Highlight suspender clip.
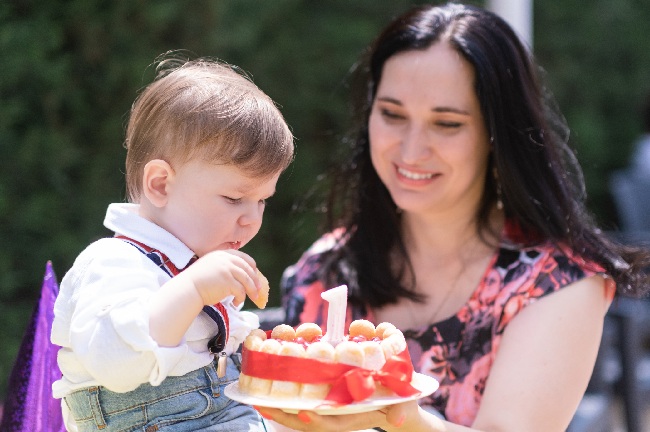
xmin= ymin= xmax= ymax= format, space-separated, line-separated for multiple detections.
xmin=216 ymin=351 xmax=228 ymax=378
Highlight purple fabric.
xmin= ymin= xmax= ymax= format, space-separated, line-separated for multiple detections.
xmin=1 ymin=261 xmax=65 ymax=432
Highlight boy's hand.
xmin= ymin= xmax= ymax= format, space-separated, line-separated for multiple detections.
xmin=182 ymin=249 xmax=260 ymax=307
xmin=149 ymin=249 xmax=262 ymax=347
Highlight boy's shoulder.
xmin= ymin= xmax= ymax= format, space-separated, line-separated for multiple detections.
xmin=61 ymin=237 xmax=148 ymax=291
xmin=72 ymin=237 xmax=144 ymax=268
xmin=84 ymin=236 xmax=138 ymax=253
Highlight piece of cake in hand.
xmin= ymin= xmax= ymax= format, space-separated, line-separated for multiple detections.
xmin=251 ymin=269 xmax=270 ymax=309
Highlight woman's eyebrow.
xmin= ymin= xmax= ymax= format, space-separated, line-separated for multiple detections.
xmin=432 ymin=106 xmax=470 ymax=115
xmin=376 ymin=96 xmax=470 ymax=115
xmin=376 ymin=96 xmax=402 ymax=105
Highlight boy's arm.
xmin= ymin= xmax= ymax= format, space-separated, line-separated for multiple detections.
xmin=148 ymin=249 xmax=261 ymax=347
xmin=147 ymin=272 xmax=204 ymax=347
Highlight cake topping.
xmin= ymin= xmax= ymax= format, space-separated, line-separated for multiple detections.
xmin=271 ymin=324 xmax=296 ymax=341
xmin=349 ymin=319 xmax=376 ymax=341
xmin=295 ymin=322 xmax=323 ymax=343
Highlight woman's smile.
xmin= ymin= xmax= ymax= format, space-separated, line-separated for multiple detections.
xmin=395 ymin=164 xmax=439 ymax=186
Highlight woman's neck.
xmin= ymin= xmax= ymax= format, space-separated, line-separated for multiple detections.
xmin=400 ymin=209 xmax=500 ymax=263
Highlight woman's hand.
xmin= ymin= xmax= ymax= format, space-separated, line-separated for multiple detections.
xmin=256 ymin=400 xmax=418 ymax=432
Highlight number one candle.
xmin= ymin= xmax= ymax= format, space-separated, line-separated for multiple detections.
xmin=321 ymin=285 xmax=348 ymax=346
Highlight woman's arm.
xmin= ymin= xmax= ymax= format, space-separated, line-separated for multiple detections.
xmin=259 ymin=275 xmax=609 ymax=432
xmin=471 ymin=274 xmax=609 ymax=431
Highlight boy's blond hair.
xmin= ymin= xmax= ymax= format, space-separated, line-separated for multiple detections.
xmin=124 ymin=55 xmax=294 ymax=202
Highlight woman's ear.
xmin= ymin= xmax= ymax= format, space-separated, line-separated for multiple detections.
xmin=142 ymin=159 xmax=174 ymax=208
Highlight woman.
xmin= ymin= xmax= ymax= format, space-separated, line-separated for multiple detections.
xmin=261 ymin=3 xmax=650 ymax=431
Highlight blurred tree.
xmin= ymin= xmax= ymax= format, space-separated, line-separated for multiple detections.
xmin=0 ymin=0 xmax=647 ymax=402
xmin=535 ymin=0 xmax=650 ymax=226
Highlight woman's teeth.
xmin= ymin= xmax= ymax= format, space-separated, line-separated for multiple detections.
xmin=398 ymin=167 xmax=434 ymax=180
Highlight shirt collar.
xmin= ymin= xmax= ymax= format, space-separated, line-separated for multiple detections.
xmin=103 ymin=203 xmax=196 ymax=269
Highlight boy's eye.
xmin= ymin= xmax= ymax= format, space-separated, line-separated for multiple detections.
xmin=224 ymin=196 xmax=242 ymax=204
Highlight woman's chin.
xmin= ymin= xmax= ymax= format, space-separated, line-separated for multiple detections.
xmin=391 ymin=199 xmax=434 ymax=215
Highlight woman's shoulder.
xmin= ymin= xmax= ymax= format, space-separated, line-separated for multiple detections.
xmin=489 ymin=234 xmax=603 ymax=306
xmin=282 ymin=229 xmax=349 ymax=287
xmin=483 ymin=237 xmax=613 ymax=336
xmin=499 ymin=219 xmax=602 ymax=278
xmin=303 ymin=228 xmax=349 ymax=256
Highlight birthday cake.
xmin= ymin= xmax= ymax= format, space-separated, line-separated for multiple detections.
xmin=237 ymin=286 xmax=418 ymax=405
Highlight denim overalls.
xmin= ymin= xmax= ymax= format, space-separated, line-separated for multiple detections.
xmin=64 ymin=354 xmax=267 ymax=431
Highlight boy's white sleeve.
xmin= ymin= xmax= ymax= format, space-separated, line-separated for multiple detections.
xmin=53 ymin=239 xmax=204 ymax=394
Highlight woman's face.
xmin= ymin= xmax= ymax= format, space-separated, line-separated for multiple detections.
xmin=368 ymin=42 xmax=491 ymax=219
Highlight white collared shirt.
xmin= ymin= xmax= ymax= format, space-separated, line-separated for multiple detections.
xmin=51 ymin=203 xmax=259 ymax=397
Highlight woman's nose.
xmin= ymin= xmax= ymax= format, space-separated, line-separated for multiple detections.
xmin=400 ymin=125 xmax=432 ymax=163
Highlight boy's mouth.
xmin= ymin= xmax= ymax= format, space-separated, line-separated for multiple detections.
xmin=227 ymin=241 xmax=242 ymax=250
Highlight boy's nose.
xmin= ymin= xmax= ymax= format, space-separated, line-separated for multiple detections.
xmin=238 ymin=203 xmax=263 ymax=227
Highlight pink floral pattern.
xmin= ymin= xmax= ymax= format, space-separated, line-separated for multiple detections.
xmin=281 ymin=226 xmax=611 ymax=426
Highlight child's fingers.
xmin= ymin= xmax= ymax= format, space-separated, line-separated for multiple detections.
xmin=220 ymin=250 xmax=269 ymax=309
xmin=219 ymin=249 xmax=257 ymax=287
xmin=224 ymin=249 xmax=257 ymax=274
xmin=193 ymin=250 xmax=260 ymax=306
xmin=229 ymin=263 xmax=259 ymax=306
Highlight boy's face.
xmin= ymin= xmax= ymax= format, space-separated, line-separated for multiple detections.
xmin=155 ymin=159 xmax=280 ymax=257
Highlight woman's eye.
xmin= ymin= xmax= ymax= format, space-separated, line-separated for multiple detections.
xmin=436 ymin=121 xmax=462 ymax=128
xmin=380 ymin=109 xmax=404 ymax=120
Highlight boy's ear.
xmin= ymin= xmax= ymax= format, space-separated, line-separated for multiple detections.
xmin=142 ymin=159 xmax=174 ymax=208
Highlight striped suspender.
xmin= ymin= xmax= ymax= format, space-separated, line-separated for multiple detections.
xmin=115 ymin=236 xmax=229 ymax=355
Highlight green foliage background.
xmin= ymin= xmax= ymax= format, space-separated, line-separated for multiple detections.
xmin=1 ymin=0 xmax=648 ymax=400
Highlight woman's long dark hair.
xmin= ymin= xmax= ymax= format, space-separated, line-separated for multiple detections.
xmin=318 ymin=3 xmax=650 ymax=308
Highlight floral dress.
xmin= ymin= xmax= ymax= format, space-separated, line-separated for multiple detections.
xmin=281 ymin=225 xmax=613 ymax=426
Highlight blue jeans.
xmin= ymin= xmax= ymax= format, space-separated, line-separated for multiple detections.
xmin=64 ymin=355 xmax=266 ymax=431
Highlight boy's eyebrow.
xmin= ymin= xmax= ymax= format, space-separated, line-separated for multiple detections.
xmin=376 ymin=96 xmax=470 ymax=115
xmin=233 ymin=184 xmax=277 ymax=198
